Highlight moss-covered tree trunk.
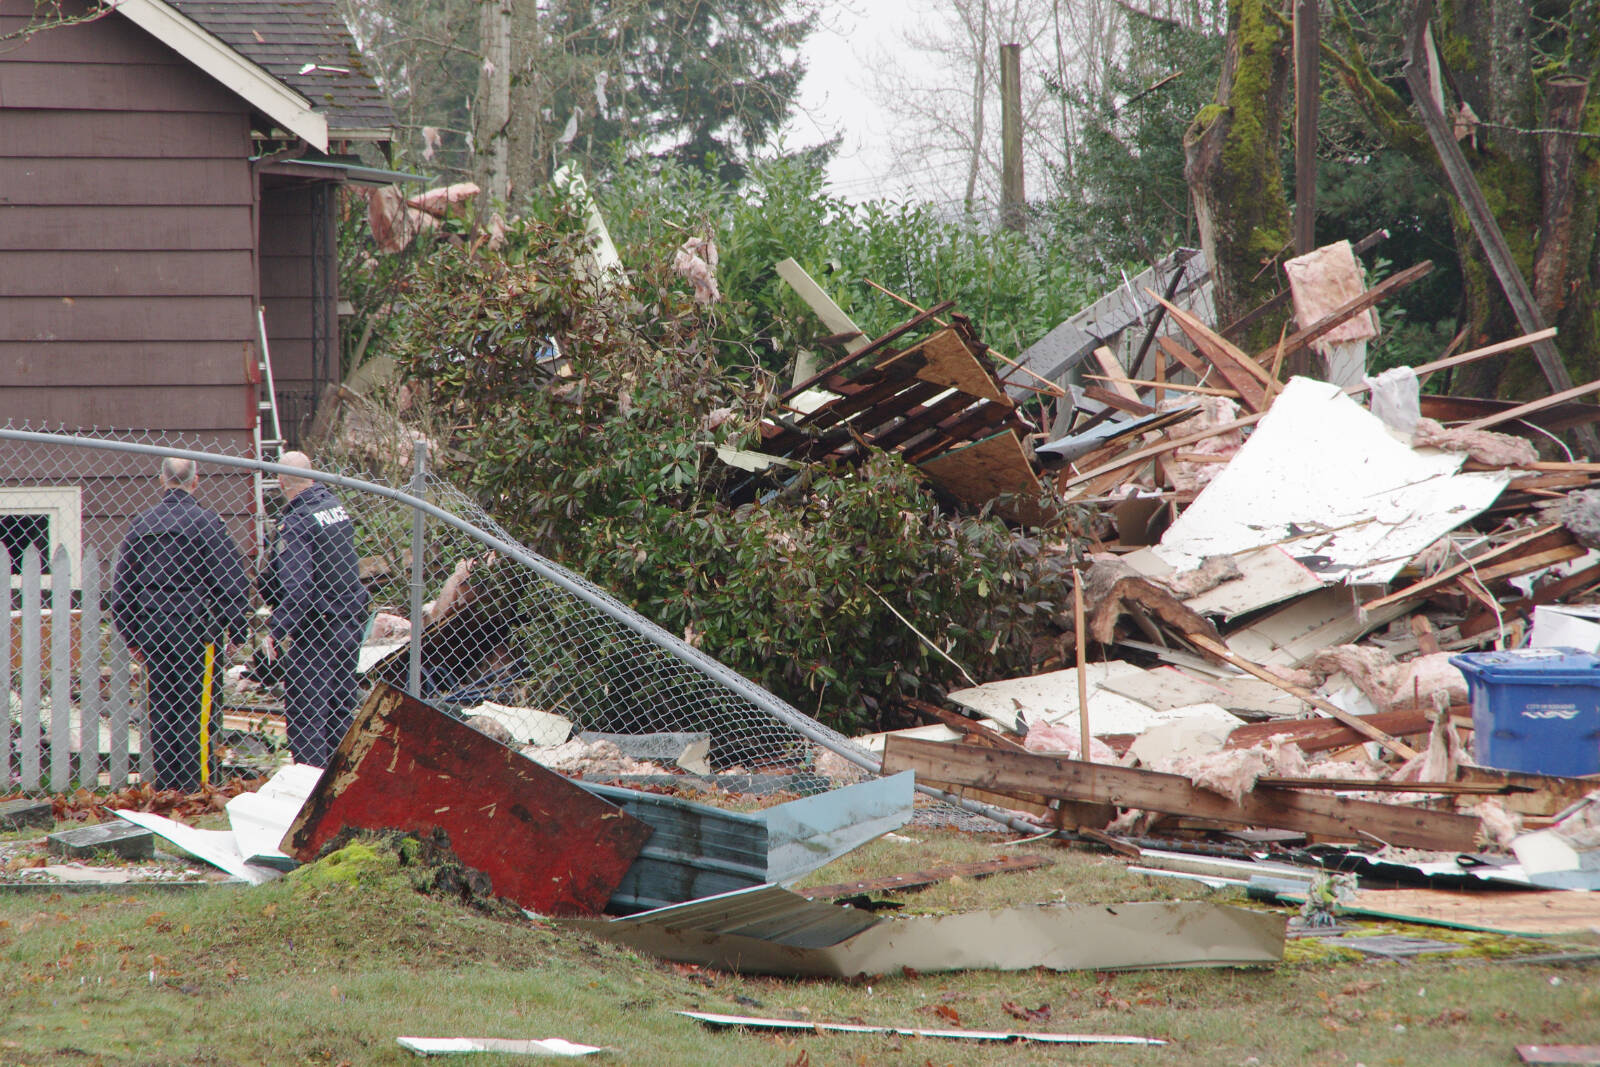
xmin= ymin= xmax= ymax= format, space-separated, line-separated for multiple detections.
xmin=1333 ymin=1 xmax=1600 ymax=399
xmin=1184 ymin=0 xmax=1293 ymax=341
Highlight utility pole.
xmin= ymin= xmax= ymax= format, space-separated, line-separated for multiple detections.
xmin=1000 ymin=42 xmax=1025 ymax=233
xmin=1293 ymin=0 xmax=1319 ymax=254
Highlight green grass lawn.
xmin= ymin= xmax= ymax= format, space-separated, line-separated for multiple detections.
xmin=2 ymin=824 xmax=1597 ymax=1066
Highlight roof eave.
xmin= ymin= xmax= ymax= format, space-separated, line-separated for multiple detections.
xmin=113 ymin=0 xmax=329 ymax=152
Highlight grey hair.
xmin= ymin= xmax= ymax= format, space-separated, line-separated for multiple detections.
xmin=160 ymin=456 xmax=198 ymax=488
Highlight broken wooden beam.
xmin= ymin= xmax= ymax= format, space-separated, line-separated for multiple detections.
xmin=881 ymin=736 xmax=1479 ymax=852
xmin=1184 ymin=632 xmax=1420 ymax=760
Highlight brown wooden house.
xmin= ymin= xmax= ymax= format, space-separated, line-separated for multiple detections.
xmin=0 ymin=0 xmax=396 ymax=572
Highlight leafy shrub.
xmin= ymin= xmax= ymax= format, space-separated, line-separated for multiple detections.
xmin=389 ymin=208 xmax=1080 ymax=733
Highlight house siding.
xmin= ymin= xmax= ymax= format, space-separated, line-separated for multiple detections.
xmin=0 ymin=1 xmax=262 ymax=559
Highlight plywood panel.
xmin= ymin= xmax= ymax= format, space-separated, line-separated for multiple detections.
xmin=0 ymin=159 xmax=251 ymax=206
xmin=0 ymin=109 xmax=249 ymax=158
xmin=0 ymin=295 xmax=254 ymax=341
xmin=919 ymin=430 xmax=1048 ymax=525
xmin=0 ymin=206 xmax=254 ymax=251
xmin=893 ymin=328 xmax=1008 ymax=404
xmin=0 ymin=61 xmax=244 ymax=113
xmin=0 ymin=385 xmax=254 ymax=431
xmin=0 ymin=251 xmax=254 ymax=297
xmin=0 ymin=341 xmax=252 ymax=386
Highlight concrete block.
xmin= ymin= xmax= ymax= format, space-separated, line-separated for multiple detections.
xmin=47 ymin=821 xmax=154 ymax=860
xmin=0 ymin=798 xmax=54 ymax=833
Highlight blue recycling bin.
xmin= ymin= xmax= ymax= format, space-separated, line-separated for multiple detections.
xmin=1451 ymin=648 xmax=1600 ymax=776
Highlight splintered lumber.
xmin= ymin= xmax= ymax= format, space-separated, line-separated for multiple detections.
xmin=1460 ymin=560 xmax=1600 ymax=638
xmin=1260 ymin=260 xmax=1433 ymax=368
xmin=1453 ymin=766 xmax=1600 ymax=818
xmin=1459 ymin=377 xmax=1600 ymax=431
xmin=1184 ymin=632 xmax=1419 ymax=760
xmin=1148 ymin=292 xmax=1273 ymax=411
xmin=1092 ymin=346 xmax=1143 ymax=403
xmin=1359 ymin=524 xmax=1575 ymax=614
xmin=800 ymin=854 xmax=1054 ymax=900
xmin=1253 ymin=777 xmax=1528 ymax=795
xmin=1224 ymin=706 xmax=1438 ymax=752
xmin=881 ymin=736 xmax=1479 ymax=852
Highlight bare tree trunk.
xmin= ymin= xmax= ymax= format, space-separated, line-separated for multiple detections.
xmin=1534 ymin=75 xmax=1590 ymax=321
xmin=473 ymin=0 xmax=512 ymax=201
xmin=1183 ymin=0 xmax=1292 ymax=337
xmin=964 ymin=0 xmax=991 ymax=209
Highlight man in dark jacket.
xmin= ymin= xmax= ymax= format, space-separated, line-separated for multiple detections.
xmin=112 ymin=457 xmax=251 ymax=792
xmin=261 ymin=451 xmax=369 ymax=767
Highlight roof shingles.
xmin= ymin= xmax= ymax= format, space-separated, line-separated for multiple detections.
xmin=167 ymin=0 xmax=393 ymax=139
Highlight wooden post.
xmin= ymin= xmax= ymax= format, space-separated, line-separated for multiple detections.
xmin=78 ymin=545 xmax=102 ymax=789
xmin=1293 ymin=0 xmax=1319 ymax=254
xmin=1073 ymin=572 xmax=1091 ymax=761
xmin=1000 ymin=42 xmax=1025 ymax=232
xmin=1403 ymin=0 xmax=1599 ymax=457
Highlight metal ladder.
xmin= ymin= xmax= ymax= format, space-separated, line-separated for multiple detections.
xmin=252 ymin=305 xmax=284 ymax=558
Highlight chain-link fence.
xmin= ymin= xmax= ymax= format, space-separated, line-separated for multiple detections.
xmin=0 ymin=423 xmax=1038 ymax=832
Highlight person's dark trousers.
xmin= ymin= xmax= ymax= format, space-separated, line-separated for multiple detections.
xmin=282 ymin=613 xmax=364 ymax=768
xmin=142 ymin=624 xmax=214 ymax=793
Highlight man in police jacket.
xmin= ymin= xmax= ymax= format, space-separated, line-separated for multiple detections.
xmin=261 ymin=451 xmax=369 ymax=768
xmin=112 ymin=457 xmax=251 ymax=792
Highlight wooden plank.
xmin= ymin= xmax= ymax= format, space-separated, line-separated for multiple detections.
xmin=1360 ymin=525 xmax=1569 ymax=613
xmin=19 ymin=547 xmax=42 ymax=792
xmin=1091 ymin=345 xmax=1142 ymax=403
xmin=800 ymin=854 xmax=1054 ymax=900
xmin=1157 ymin=335 xmax=1210 ymax=380
xmin=1260 ymin=260 xmax=1433 ymax=368
xmin=1453 ymin=766 xmax=1600 ymax=818
xmin=1225 ymin=706 xmax=1435 ymax=751
xmin=0 ymin=251 xmax=255 ymax=298
xmin=1148 ymin=293 xmax=1272 ymax=411
xmin=1461 ymin=560 xmax=1600 ymax=638
xmin=1459 ymin=378 xmax=1600 ymax=431
xmin=107 ymin=586 xmax=132 ymax=789
xmin=1401 ymin=2 xmax=1599 ymax=457
xmin=0 ymin=385 xmax=255 ymax=432
xmin=0 ymin=159 xmax=252 ymax=206
xmin=1083 ymin=384 xmax=1158 ymax=415
xmin=776 ymin=258 xmax=867 ymax=353
xmin=0 ymin=342 xmax=252 ymax=387
xmin=780 ymin=302 xmax=955 ymax=401
xmin=903 ymin=401 xmax=1019 ymax=462
xmin=1254 ymin=777 xmax=1522 ymax=794
xmin=0 ymin=545 xmax=9 ymax=787
xmin=77 ymin=545 xmax=102 ymax=789
xmin=0 ymin=206 xmax=254 ymax=252
xmin=918 ymin=431 xmax=1048 ymax=525
xmin=286 ymin=683 xmax=655 ymax=916
xmin=1185 ymin=632 xmax=1419 ymax=759
xmin=49 ymin=547 xmax=71 ymax=793
xmin=0 ymin=295 xmax=254 ymax=341
xmin=882 ymin=736 xmax=1478 ymax=851
xmin=0 ymin=109 xmax=249 ymax=157
xmin=0 ymin=60 xmax=246 ymax=113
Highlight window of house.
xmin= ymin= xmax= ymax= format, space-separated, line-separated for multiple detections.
xmin=0 ymin=487 xmax=82 ymax=588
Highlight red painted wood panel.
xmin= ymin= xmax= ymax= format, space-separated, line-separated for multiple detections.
xmin=0 ymin=159 xmax=252 ymax=206
xmin=0 ymin=295 xmax=254 ymax=345
xmin=0 ymin=4 xmax=190 ymax=66
xmin=0 ymin=341 xmax=251 ymax=386
xmin=286 ymin=684 xmax=655 ymax=917
xmin=0 ymin=250 xmax=255 ymax=297
xmin=259 ymin=255 xmax=314 ymax=298
xmin=0 ymin=108 xmax=249 ymax=157
xmin=262 ymin=299 xmax=317 ymax=344
xmin=0 ymin=206 xmax=254 ymax=251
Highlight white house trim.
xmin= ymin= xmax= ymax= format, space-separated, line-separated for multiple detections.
xmin=110 ymin=0 xmax=329 ymax=152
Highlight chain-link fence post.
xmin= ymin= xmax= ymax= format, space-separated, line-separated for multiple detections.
xmin=408 ymin=440 xmax=428 ymax=697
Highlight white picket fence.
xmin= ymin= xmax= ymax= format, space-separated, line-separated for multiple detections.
xmin=4 ymin=541 xmax=150 ymax=794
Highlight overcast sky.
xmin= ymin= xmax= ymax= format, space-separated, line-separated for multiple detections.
xmin=785 ymin=0 xmax=924 ymax=202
